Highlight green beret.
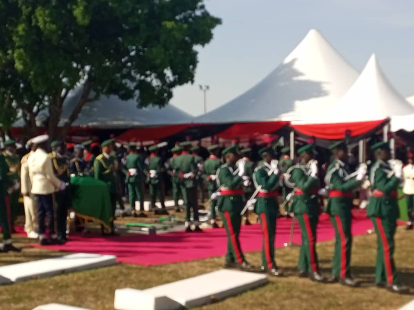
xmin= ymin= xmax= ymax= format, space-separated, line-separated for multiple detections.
xmin=171 ymin=146 xmax=181 ymax=153
xmin=371 ymin=141 xmax=390 ymax=152
xmin=101 ymin=139 xmax=115 ymax=147
xmin=222 ymin=145 xmax=239 ymax=155
xmin=281 ymin=146 xmax=290 ymax=154
xmin=297 ymin=144 xmax=315 ymax=155
xmin=179 ymin=141 xmax=192 ymax=148
xmin=82 ymin=140 xmax=92 ymax=146
xmin=50 ymin=140 xmax=63 ymax=148
xmin=258 ymin=146 xmax=273 ymax=157
xmin=329 ymin=140 xmax=347 ymax=151
xmin=148 ymin=145 xmax=158 ymax=152
xmin=240 ymin=148 xmax=252 ymax=154
xmin=191 ymin=145 xmax=200 ymax=152
xmin=4 ymin=139 xmax=16 ymax=147
xmin=207 ymin=144 xmax=219 ymax=151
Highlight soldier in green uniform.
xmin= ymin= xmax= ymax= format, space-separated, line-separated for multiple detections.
xmin=288 ymin=144 xmax=324 ymax=282
xmin=324 ymin=140 xmax=367 ymax=287
xmin=0 ymin=151 xmax=21 ymax=252
xmin=125 ymin=142 xmax=146 ymax=217
xmin=240 ymin=148 xmax=255 ymax=225
xmin=94 ymin=139 xmax=118 ymax=234
xmin=146 ymin=145 xmax=168 ymax=215
xmin=368 ymin=142 xmax=408 ymax=294
xmin=203 ymin=144 xmax=221 ymax=228
xmin=70 ymin=144 xmax=88 ymax=177
xmin=3 ymin=139 xmax=21 ymax=232
xmin=176 ymin=142 xmax=202 ymax=232
xmin=252 ymin=146 xmax=283 ymax=276
xmin=191 ymin=145 xmax=205 ymax=203
xmin=50 ymin=141 xmax=70 ymax=243
xmin=279 ymin=146 xmax=293 ymax=201
xmin=217 ymin=145 xmax=253 ymax=270
xmin=169 ymin=145 xmax=182 ymax=212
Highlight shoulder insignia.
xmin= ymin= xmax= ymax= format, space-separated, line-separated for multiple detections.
xmin=96 ymin=154 xmax=104 ymax=160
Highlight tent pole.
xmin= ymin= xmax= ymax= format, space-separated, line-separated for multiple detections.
xmin=359 ymin=139 xmax=364 ymax=163
xmin=390 ymin=136 xmax=395 ymax=159
xmin=383 ymin=125 xmax=388 ymax=142
xmin=290 ymin=131 xmax=295 ymax=159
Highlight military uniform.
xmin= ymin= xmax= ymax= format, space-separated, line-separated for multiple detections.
xmin=402 ymin=156 xmax=414 ymax=229
xmin=253 ymin=147 xmax=282 ymax=275
xmin=240 ymin=148 xmax=255 ymax=225
xmin=367 ymin=142 xmax=407 ymax=293
xmin=94 ymin=139 xmax=118 ymax=232
xmin=324 ymin=141 xmax=364 ymax=285
xmin=0 ymin=153 xmax=12 ymax=246
xmin=49 ymin=141 xmax=70 ymax=242
xmin=192 ymin=146 xmax=205 ymax=203
xmin=289 ymin=144 xmax=322 ymax=280
xmin=3 ymin=140 xmax=21 ymax=230
xmin=70 ymin=154 xmax=88 ymax=176
xmin=21 ymin=150 xmax=38 ymax=237
xmin=146 ymin=145 xmax=167 ymax=213
xmin=177 ymin=142 xmax=201 ymax=231
xmin=279 ymin=147 xmax=293 ymax=201
xmin=125 ymin=144 xmax=145 ymax=216
xmin=169 ymin=146 xmax=182 ymax=211
xmin=203 ymin=145 xmax=221 ymax=226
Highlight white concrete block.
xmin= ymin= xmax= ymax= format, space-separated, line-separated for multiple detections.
xmin=0 ymin=253 xmax=117 ymax=283
xmin=114 ymin=288 xmax=182 ymax=310
xmin=33 ymin=304 xmax=90 ymax=310
xmin=115 ymin=269 xmax=268 ymax=310
xmin=400 ymin=299 xmax=414 ymax=310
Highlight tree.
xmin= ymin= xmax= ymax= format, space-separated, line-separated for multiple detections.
xmin=0 ymin=0 xmax=221 ymax=140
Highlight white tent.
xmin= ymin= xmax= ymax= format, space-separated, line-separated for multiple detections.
xmin=293 ymin=54 xmax=414 ymax=125
xmin=406 ymin=95 xmax=414 ymax=106
xmin=194 ymin=29 xmax=359 ymax=123
xmin=13 ymin=87 xmax=192 ymax=129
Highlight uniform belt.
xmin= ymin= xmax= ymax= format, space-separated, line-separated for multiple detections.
xmin=220 ymin=189 xmax=244 ymax=196
xmin=257 ymin=191 xmax=278 ymax=197
xmin=329 ymin=190 xmax=352 ymax=198
xmin=294 ymin=188 xmax=318 ymax=196
xmin=372 ymin=190 xmax=397 ymax=198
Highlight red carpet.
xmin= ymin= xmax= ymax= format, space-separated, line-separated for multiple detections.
xmin=21 ymin=211 xmax=378 ymax=266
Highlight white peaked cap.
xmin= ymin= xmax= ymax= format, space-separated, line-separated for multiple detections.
xmin=31 ymin=135 xmax=49 ymax=145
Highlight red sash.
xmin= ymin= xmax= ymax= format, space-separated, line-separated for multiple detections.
xmin=372 ymin=190 xmax=397 ymax=198
xmin=257 ymin=191 xmax=279 ymax=197
xmin=220 ymin=189 xmax=244 ymax=196
xmin=295 ymin=188 xmax=318 ymax=196
xmin=329 ymin=190 xmax=352 ymax=198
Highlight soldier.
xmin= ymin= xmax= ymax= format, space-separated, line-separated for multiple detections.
xmin=169 ymin=145 xmax=182 ymax=212
xmin=85 ymin=141 xmax=100 ymax=172
xmin=146 ymin=145 xmax=168 ymax=215
xmin=217 ymin=145 xmax=253 ymax=270
xmin=177 ymin=141 xmax=202 ymax=232
xmin=70 ymin=144 xmax=88 ymax=177
xmin=240 ymin=148 xmax=254 ymax=225
xmin=21 ymin=140 xmax=39 ymax=239
xmin=368 ymin=142 xmax=408 ymax=294
xmin=279 ymin=146 xmax=293 ymax=201
xmin=28 ymin=135 xmax=66 ymax=245
xmin=288 ymin=144 xmax=323 ymax=282
xmin=3 ymin=139 xmax=21 ymax=232
xmin=125 ymin=142 xmax=146 ymax=217
xmin=94 ymin=139 xmax=118 ymax=234
xmin=191 ymin=145 xmax=205 ymax=203
xmin=324 ymin=140 xmax=367 ymax=287
xmin=252 ymin=146 xmax=283 ymax=276
xmin=50 ymin=141 xmax=70 ymax=243
xmin=403 ymin=151 xmax=414 ymax=230
xmin=203 ymin=144 xmax=221 ymax=228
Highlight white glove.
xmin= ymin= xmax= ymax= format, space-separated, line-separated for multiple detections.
xmin=59 ymin=181 xmax=66 ymax=191
xmin=13 ymin=182 xmax=20 ymax=190
xmin=246 ymin=199 xmax=257 ymax=211
xmin=243 ymin=179 xmax=251 ymax=187
xmin=211 ymin=192 xmax=221 ymax=200
xmin=271 ymin=159 xmax=278 ymax=171
xmin=184 ymin=172 xmax=195 ymax=179
xmin=237 ymin=161 xmax=245 ymax=177
xmin=286 ymin=192 xmax=294 ymax=202
xmin=210 ymin=175 xmax=217 ymax=181
xmin=394 ymin=162 xmax=403 ymax=179
xmin=318 ymin=188 xmax=327 ymax=197
xmin=310 ymin=161 xmax=318 ymax=178
xmin=356 ymin=165 xmax=368 ymax=181
xmin=149 ymin=170 xmax=157 ymax=178
xmin=197 ymin=163 xmax=203 ymax=170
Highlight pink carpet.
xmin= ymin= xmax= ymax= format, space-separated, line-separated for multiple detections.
xmin=22 ymin=211 xmax=378 ymax=266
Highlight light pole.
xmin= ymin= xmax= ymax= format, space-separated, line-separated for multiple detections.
xmin=199 ymin=85 xmax=209 ymax=114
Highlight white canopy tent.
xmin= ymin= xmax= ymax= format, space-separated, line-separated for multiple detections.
xmin=293 ymin=54 xmax=414 ymax=125
xmin=194 ymin=29 xmax=359 ymax=123
xmin=406 ymin=95 xmax=414 ymax=107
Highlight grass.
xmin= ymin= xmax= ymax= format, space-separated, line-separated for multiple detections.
xmin=0 ymin=223 xmax=413 ymax=310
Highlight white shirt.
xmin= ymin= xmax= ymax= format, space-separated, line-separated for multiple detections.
xmin=403 ymin=164 xmax=414 ymax=195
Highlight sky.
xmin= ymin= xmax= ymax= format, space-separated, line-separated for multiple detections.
xmin=170 ymin=0 xmax=414 ymax=116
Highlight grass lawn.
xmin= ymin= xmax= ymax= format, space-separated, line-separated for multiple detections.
xmin=0 ymin=225 xmax=413 ymax=310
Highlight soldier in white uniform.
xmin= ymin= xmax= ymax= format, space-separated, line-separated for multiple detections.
xmin=403 ymin=152 xmax=414 ymax=230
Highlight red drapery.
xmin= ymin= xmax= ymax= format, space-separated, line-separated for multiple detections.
xmin=216 ymin=121 xmax=289 ymax=140
xmin=116 ymin=124 xmax=190 ymax=142
xmin=291 ymin=120 xmax=387 ymax=140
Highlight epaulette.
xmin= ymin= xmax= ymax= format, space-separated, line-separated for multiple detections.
xmin=70 ymin=158 xmax=77 ymax=163
xmin=96 ymin=154 xmax=104 ymax=160
xmin=21 ymin=153 xmax=30 ymax=163
xmin=48 ymin=153 xmax=55 ymax=158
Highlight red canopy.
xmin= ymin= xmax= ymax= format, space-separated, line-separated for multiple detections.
xmin=216 ymin=121 xmax=288 ymax=140
xmin=116 ymin=124 xmax=190 ymax=142
xmin=291 ymin=120 xmax=387 ymax=140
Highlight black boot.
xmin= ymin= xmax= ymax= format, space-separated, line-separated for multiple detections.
xmin=309 ymin=272 xmax=324 ymax=282
xmin=2 ymin=243 xmax=22 ymax=252
xmin=193 ymin=226 xmax=203 ymax=233
xmin=386 ymin=284 xmax=409 ymax=294
xmin=158 ymin=209 xmax=169 ymax=215
xmin=137 ymin=211 xmax=147 ymax=218
xmin=339 ymin=277 xmax=359 ymax=287
xmin=298 ymin=270 xmax=309 ymax=278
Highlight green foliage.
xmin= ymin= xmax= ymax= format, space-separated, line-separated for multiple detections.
xmin=0 ymin=0 xmax=220 ymax=135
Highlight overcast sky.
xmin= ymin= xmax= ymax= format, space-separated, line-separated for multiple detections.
xmin=170 ymin=0 xmax=414 ymax=116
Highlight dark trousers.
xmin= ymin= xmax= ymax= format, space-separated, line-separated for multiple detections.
xmin=35 ymin=194 xmax=55 ymax=237
xmin=55 ymin=189 xmax=70 ymax=240
xmin=407 ymin=195 xmax=414 ymax=223
xmin=182 ymin=186 xmax=199 ymax=222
